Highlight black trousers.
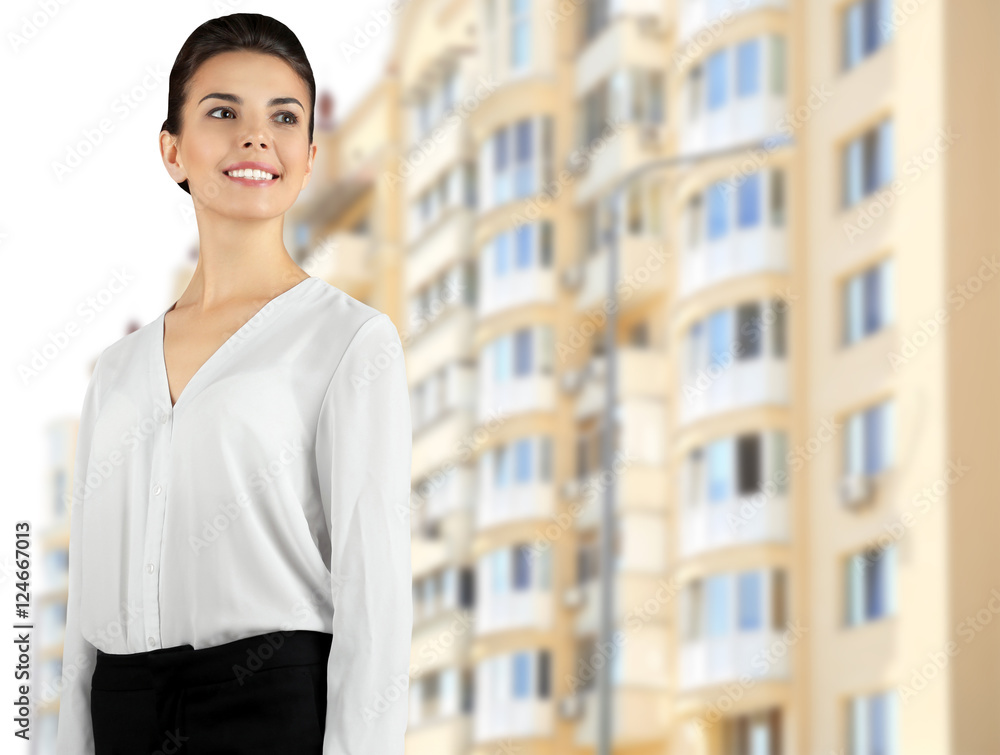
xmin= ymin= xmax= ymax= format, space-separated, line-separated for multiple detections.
xmin=90 ymin=629 xmax=332 ymax=755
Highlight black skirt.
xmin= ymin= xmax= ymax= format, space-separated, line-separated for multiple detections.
xmin=90 ymin=629 xmax=332 ymax=755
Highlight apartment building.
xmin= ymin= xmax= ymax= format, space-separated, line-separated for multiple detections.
xmin=286 ymin=0 xmax=1000 ymax=754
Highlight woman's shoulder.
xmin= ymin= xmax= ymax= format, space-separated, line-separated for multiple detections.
xmin=302 ymin=277 xmax=392 ymax=342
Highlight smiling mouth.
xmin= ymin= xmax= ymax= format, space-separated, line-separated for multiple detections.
xmin=223 ymin=170 xmax=280 ymax=181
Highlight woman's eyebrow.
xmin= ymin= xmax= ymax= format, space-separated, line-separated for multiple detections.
xmin=197 ymin=92 xmax=304 ymax=110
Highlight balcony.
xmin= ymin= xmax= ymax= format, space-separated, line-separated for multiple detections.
xmin=478 ymin=265 xmax=556 ymax=321
xmin=474 ymin=695 xmax=555 ymax=744
xmin=680 ymin=492 xmax=790 ymax=558
xmin=312 ymin=231 xmax=375 ymax=301
xmin=576 ymin=11 xmax=667 ymax=99
xmin=574 ymin=348 xmax=668 ymax=420
xmin=477 ymin=373 xmax=556 ymax=424
xmin=679 ymin=223 xmax=788 ymax=300
xmin=677 ymin=355 xmax=789 ymax=426
xmin=572 ymin=683 xmax=669 ymax=747
xmin=408 ymin=207 xmax=474 ymax=294
xmin=573 ymin=234 xmax=670 ymax=312
xmin=477 ymin=480 xmax=557 ymax=531
xmin=573 ymin=574 xmax=671 ymax=636
xmin=678 ymin=0 xmax=787 ymax=43
xmin=681 ymin=88 xmax=788 ymax=158
xmin=679 ymin=629 xmax=791 ymax=689
xmin=476 ymin=588 xmax=554 ymax=636
xmin=574 ymin=123 xmax=667 ymax=207
xmin=405 ymin=714 xmax=472 ymax=753
xmin=572 ymin=464 xmax=668 ymax=530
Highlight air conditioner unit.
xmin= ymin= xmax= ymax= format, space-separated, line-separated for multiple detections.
xmin=563 ymin=585 xmax=583 ymax=609
xmin=561 ymin=263 xmax=584 ymax=291
xmin=558 ymin=694 xmax=584 ymax=720
xmin=839 ymin=474 xmax=875 ymax=509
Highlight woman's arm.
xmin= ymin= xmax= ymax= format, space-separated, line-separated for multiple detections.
xmin=55 ymin=352 xmax=104 ymax=755
xmin=314 ymin=313 xmax=413 ymax=755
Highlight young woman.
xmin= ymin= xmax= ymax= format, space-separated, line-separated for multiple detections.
xmin=55 ymin=13 xmax=413 ymax=754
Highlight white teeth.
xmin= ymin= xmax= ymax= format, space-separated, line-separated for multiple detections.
xmin=226 ymin=169 xmax=276 ymax=180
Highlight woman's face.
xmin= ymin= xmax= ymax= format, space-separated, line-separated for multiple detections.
xmin=160 ymin=50 xmax=316 ymax=218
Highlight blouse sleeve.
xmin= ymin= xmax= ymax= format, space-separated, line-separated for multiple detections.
xmin=314 ymin=313 xmax=413 ymax=755
xmin=55 ymin=352 xmax=104 ymax=755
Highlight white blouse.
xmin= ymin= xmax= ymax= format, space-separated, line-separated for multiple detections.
xmin=55 ymin=276 xmax=413 ymax=755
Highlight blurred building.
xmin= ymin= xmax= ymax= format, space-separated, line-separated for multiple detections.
xmin=290 ymin=0 xmax=1000 ymax=753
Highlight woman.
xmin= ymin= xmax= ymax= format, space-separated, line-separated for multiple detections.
xmin=55 ymin=13 xmax=413 ymax=754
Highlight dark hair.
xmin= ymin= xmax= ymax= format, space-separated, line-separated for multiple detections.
xmin=160 ymin=13 xmax=315 ymax=195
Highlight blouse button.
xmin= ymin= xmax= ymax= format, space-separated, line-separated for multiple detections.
xmin=160 ymin=413 xmax=169 ymax=424
xmin=146 ymin=563 xmax=155 ymax=574
xmin=147 ymin=636 xmax=157 ymax=648
xmin=152 ymin=484 xmax=162 ymax=496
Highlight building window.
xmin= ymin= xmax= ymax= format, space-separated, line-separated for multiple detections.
xmin=848 ymin=690 xmax=898 ymax=755
xmin=842 ymin=118 xmax=894 ymax=207
xmin=510 ymin=0 xmax=531 ymax=70
xmin=582 ymin=0 xmax=609 ymax=43
xmin=706 ymin=49 xmax=728 ymax=110
xmin=842 ymin=0 xmax=894 ymax=71
xmin=513 ymin=544 xmax=531 ymax=589
xmin=707 ymin=182 xmax=728 ymax=239
xmin=723 ymin=708 xmax=783 ymax=755
xmin=737 ymin=172 xmax=762 ymax=228
xmin=771 ymin=168 xmax=786 ymax=226
xmin=512 ymin=651 xmax=531 ymax=697
xmin=770 ymin=35 xmax=787 ymax=95
xmin=736 ymin=38 xmax=760 ymax=97
xmin=514 ymin=328 xmax=533 ymax=375
xmin=843 ymin=257 xmax=894 ymax=344
xmin=514 ymin=438 xmax=532 ymax=482
xmin=688 ymin=65 xmax=703 ymax=121
xmin=514 ymin=119 xmax=533 ymax=197
xmin=844 ymin=398 xmax=894 ymax=476
xmin=845 ymin=545 xmax=896 ymax=625
xmin=737 ymin=571 xmax=762 ymax=630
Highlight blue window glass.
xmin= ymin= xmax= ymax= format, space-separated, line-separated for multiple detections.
xmin=706 ymin=575 xmax=730 ymax=637
xmin=514 ymin=120 xmax=534 ymax=197
xmin=513 ymin=545 xmax=531 ymax=589
xmin=495 ymin=446 xmax=509 ymax=488
xmin=495 ymin=232 xmax=510 ymax=276
xmin=865 ymin=551 xmax=885 ymax=619
xmin=512 ymin=652 xmax=531 ymax=698
xmin=515 ymin=439 xmax=532 ymax=482
xmin=494 ymin=128 xmax=508 ymax=171
xmin=864 ymin=403 xmax=884 ymax=474
xmin=515 ymin=224 xmax=532 ymax=268
xmin=494 ymin=337 xmax=511 ymax=382
xmin=737 ymin=572 xmax=762 ymax=630
xmin=863 ymin=265 xmax=881 ymax=334
xmin=708 ymin=309 xmax=730 ymax=367
xmin=737 ymin=173 xmax=761 ymax=228
xmin=514 ymin=328 xmax=532 ymax=375
xmin=492 ymin=549 xmax=509 ymax=593
xmin=515 ymin=119 xmax=533 ymax=160
xmin=736 ymin=39 xmax=760 ymax=97
xmin=707 ymin=439 xmax=730 ymax=502
xmin=878 ymin=119 xmax=894 ymax=186
xmin=707 ymin=182 xmax=728 ymax=239
xmin=706 ymin=50 xmax=728 ymax=110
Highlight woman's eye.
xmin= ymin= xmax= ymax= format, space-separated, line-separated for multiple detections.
xmin=206 ymin=107 xmax=298 ymax=125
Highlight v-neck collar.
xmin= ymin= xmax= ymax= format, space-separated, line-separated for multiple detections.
xmin=154 ymin=276 xmax=319 ymax=411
